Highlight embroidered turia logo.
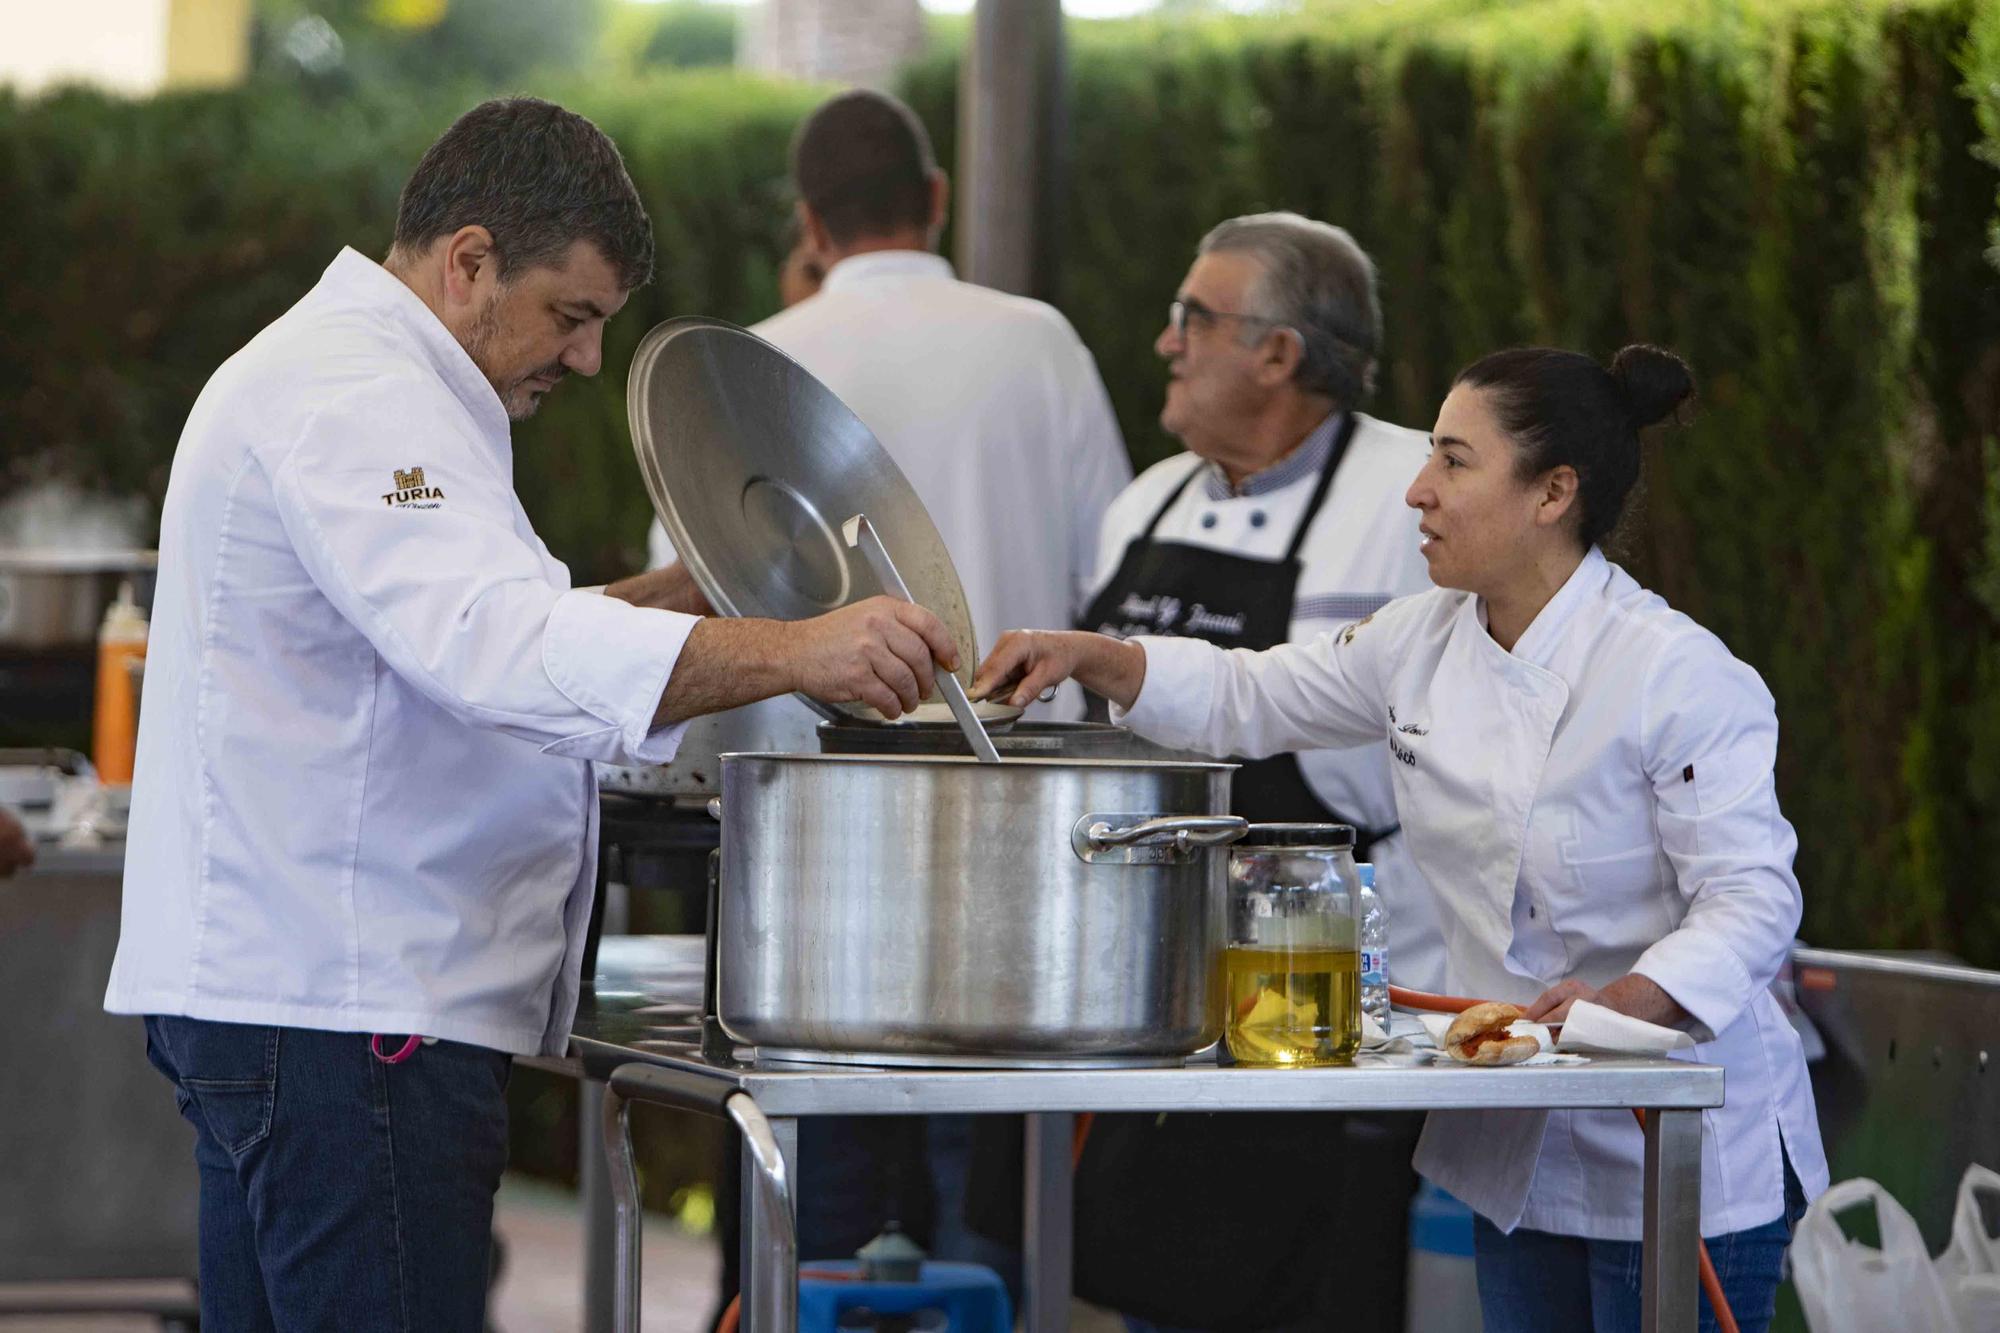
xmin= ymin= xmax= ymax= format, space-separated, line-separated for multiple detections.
xmin=383 ymin=466 xmax=446 ymax=509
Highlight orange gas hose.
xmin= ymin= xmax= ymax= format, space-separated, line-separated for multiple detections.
xmin=1390 ymin=984 xmax=1740 ymax=1333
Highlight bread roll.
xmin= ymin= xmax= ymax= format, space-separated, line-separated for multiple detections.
xmin=1443 ymin=1002 xmax=1540 ymax=1066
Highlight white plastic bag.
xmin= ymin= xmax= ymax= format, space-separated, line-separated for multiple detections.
xmin=1790 ymin=1178 xmax=1962 ymax=1333
xmin=1938 ymin=1165 xmax=2000 ymax=1332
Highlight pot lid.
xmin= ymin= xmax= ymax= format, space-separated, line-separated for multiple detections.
xmin=628 ymin=317 xmax=979 ymax=720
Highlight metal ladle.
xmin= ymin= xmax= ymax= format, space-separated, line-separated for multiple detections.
xmin=842 ymin=514 xmax=1001 ymax=763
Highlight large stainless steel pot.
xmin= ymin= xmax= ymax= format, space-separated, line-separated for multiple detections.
xmin=714 ymin=752 xmax=1244 ymax=1067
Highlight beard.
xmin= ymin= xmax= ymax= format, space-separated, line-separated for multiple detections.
xmin=463 ymin=297 xmax=565 ymax=421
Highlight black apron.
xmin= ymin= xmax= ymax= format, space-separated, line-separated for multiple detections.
xmin=1062 ymin=415 xmax=1421 ymax=1332
xmin=1078 ymin=412 xmax=1396 ymax=850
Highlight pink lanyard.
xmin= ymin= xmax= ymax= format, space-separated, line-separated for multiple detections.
xmin=370 ymin=1033 xmax=424 ymax=1064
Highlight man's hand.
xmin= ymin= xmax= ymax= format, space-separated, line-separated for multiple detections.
xmin=973 ymin=629 xmax=1147 ymax=712
xmin=0 ymin=808 xmax=34 ymax=878
xmin=605 ymin=563 xmax=712 ymax=617
xmin=654 ymin=596 xmax=960 ymax=724
xmin=1523 ymin=973 xmax=1687 ymax=1028
xmin=787 ymin=597 xmax=960 ymax=718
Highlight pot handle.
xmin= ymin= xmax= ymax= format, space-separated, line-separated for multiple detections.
xmin=706 ymin=797 xmax=722 ymax=822
xmin=1073 ymin=813 xmax=1250 ymax=864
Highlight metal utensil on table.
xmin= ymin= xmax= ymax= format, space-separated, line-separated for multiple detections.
xmin=842 ymin=514 xmax=999 ymax=764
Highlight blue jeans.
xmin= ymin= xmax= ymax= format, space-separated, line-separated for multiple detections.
xmin=1473 ymin=1155 xmax=1809 ymax=1333
xmin=144 ymin=1015 xmax=511 ymax=1333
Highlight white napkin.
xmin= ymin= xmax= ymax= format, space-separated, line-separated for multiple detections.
xmin=1360 ymin=1012 xmax=1423 ymax=1053
xmin=1554 ymin=1000 xmax=1696 ymax=1056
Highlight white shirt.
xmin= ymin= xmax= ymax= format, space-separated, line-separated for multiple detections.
xmin=650 ymin=250 xmax=1130 ymax=732
xmin=1120 ymin=548 xmax=1829 ymax=1238
xmin=105 ymin=249 xmax=697 ymax=1057
xmin=1089 ymin=414 xmax=1444 ymax=985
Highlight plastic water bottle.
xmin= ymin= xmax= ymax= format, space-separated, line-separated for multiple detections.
xmin=1357 ymin=862 xmax=1389 ymax=1028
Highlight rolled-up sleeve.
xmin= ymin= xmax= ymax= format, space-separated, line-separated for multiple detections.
xmin=1632 ymin=632 xmax=1803 ymax=1042
xmin=1115 ymin=608 xmax=1396 ymax=756
xmin=269 ymin=383 xmax=694 ymax=766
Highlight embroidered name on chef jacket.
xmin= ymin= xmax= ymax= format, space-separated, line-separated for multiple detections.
xmin=1387 ymin=703 xmax=1421 ymax=767
xmin=382 ymin=465 xmax=446 ymax=509
xmin=1107 ymin=592 xmax=1248 ymax=639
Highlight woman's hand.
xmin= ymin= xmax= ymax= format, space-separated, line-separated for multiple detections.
xmin=973 ymin=630 xmax=1147 ymax=711
xmin=1523 ymin=973 xmax=1687 ymax=1028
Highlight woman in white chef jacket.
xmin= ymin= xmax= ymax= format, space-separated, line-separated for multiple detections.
xmin=976 ymin=344 xmax=1828 ymax=1333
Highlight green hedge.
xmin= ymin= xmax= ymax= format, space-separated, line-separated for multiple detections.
xmin=0 ymin=72 xmax=818 ymax=578
xmin=3 ymin=0 xmax=1999 ymax=970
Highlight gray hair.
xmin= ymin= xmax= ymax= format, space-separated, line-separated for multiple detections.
xmin=1198 ymin=211 xmax=1381 ymax=406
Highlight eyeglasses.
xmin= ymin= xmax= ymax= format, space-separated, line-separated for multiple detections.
xmin=1168 ymin=297 xmax=1287 ymax=341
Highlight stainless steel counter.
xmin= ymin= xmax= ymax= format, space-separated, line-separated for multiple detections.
xmin=562 ymin=936 xmax=1724 ymax=1333
xmin=0 ymin=835 xmax=198 ymax=1321
xmin=18 ymin=840 xmax=127 ymax=878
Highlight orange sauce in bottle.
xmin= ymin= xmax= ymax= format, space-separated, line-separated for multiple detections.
xmin=92 ymin=581 xmax=147 ymax=784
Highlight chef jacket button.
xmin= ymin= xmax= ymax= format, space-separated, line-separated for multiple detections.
xmin=1201 ymin=512 xmax=1218 ymax=529
xmin=1249 ymin=510 xmax=1267 ymax=528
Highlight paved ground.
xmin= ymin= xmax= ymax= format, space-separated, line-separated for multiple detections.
xmin=489 ymin=1174 xmax=722 ymax=1333
xmin=0 ymin=1174 xmax=721 ymax=1333
xmin=0 ymin=1173 xmax=1133 ymax=1332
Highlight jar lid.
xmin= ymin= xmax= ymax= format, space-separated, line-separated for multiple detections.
xmin=1237 ymin=822 xmax=1355 ymax=850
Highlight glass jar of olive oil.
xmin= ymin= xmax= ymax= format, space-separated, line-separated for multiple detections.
xmin=1224 ymin=824 xmax=1362 ymax=1067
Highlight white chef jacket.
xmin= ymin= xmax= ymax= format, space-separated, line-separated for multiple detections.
xmin=1088 ymin=414 xmax=1445 ymax=986
xmin=1119 ymin=547 xmax=1829 ymax=1238
xmin=105 ymin=248 xmax=697 ymax=1058
xmin=649 ymin=249 xmax=1130 ymax=732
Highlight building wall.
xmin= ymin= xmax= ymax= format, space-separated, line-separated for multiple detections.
xmin=738 ymin=0 xmax=927 ymax=90
xmin=2 ymin=0 xmax=248 ymax=95
xmin=164 ymin=0 xmax=253 ymax=90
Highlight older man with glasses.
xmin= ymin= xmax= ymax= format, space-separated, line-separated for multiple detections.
xmin=1070 ymin=212 xmax=1437 ymax=1333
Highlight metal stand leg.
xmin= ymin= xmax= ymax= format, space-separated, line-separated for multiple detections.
xmin=581 ymin=1081 xmax=615 ymax=1333
xmin=1640 ymin=1108 xmax=1702 ymax=1333
xmin=602 ymin=1081 xmax=643 ymax=1333
xmin=600 ymin=1066 xmax=794 ymax=1333
xmin=734 ymin=1109 xmax=797 ymax=1333
xmin=1022 ymin=1111 xmax=1073 ymax=1333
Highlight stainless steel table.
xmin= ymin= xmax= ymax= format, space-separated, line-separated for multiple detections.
xmin=551 ymin=938 xmax=1724 ymax=1333
xmin=0 ymin=837 xmax=200 ymax=1326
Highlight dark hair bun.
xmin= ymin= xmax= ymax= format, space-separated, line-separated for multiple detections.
xmin=1609 ymin=344 xmax=1695 ymax=429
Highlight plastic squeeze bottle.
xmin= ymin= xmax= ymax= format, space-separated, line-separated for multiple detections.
xmin=92 ymin=581 xmax=148 ymax=784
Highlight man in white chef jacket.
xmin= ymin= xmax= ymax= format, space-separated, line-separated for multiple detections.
xmin=647 ymin=88 xmax=1131 ymax=1289
xmin=102 ymin=97 xmax=959 ymax=1333
xmin=1067 ymin=213 xmax=1437 ymax=1333
xmin=650 ymin=88 xmax=1132 ymax=728
xmin=1082 ymin=213 xmax=1436 ymax=971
